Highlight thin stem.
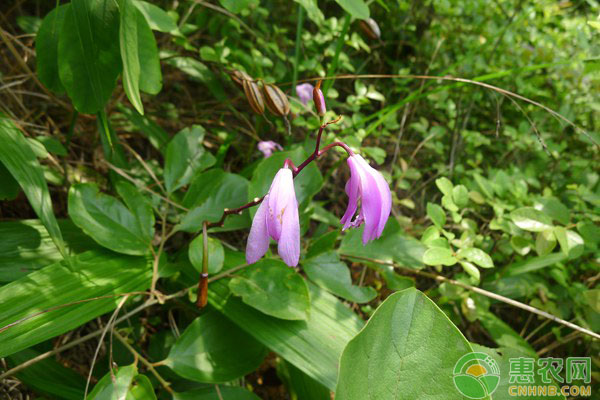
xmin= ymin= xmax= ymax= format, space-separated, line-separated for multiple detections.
xmin=340 ymin=253 xmax=600 ymax=341
xmin=196 ymin=222 xmax=209 ymax=308
xmin=113 ymin=330 xmax=174 ymax=394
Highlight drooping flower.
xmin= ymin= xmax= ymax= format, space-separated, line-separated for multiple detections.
xmin=246 ymin=167 xmax=300 ymax=267
xmin=340 ymin=154 xmax=392 ymax=244
xmin=313 ymin=80 xmax=326 ymax=116
xmin=296 ymin=83 xmax=314 ymax=106
xmin=257 ymin=140 xmax=283 ymax=158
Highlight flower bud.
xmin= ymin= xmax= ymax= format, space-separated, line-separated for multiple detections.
xmin=359 ymin=18 xmax=381 ymax=40
xmin=242 ymin=78 xmax=265 ymax=115
xmin=313 ymin=80 xmax=326 ymax=117
xmin=263 ymin=83 xmax=290 ymax=116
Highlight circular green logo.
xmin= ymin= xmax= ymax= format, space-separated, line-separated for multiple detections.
xmin=453 ymin=352 xmax=500 ymax=399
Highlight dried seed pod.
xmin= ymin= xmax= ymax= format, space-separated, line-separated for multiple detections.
xmin=228 ymin=69 xmax=252 ymax=90
xmin=359 ymin=18 xmax=381 ymax=40
xmin=242 ymin=78 xmax=265 ymax=115
xmin=263 ymin=83 xmax=290 ymax=116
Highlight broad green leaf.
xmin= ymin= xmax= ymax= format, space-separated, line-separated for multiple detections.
xmin=126 ymin=374 xmax=157 ymax=400
xmin=164 ymin=125 xmax=216 ymax=193
xmin=115 ymin=180 xmax=155 ymax=240
xmin=303 ymin=252 xmax=376 ymax=303
xmin=0 ymin=161 xmax=19 ymax=200
xmin=293 ymin=0 xmax=324 ymax=24
xmin=422 ymin=247 xmax=457 ymax=266
xmin=7 ymin=348 xmax=86 ymax=400
xmin=0 ymin=250 xmax=151 ymax=358
xmin=335 ymin=288 xmax=484 ymax=399
xmin=36 ymin=5 xmax=68 ymax=93
xmin=35 ymin=136 xmax=67 ymax=156
xmin=509 ymin=207 xmax=553 ymax=232
xmin=135 ymin=8 xmax=162 ymax=95
xmin=505 ymin=252 xmax=568 ymax=276
xmin=564 ymin=229 xmax=584 ymax=258
xmin=88 ymin=364 xmax=137 ymax=400
xmin=58 ymin=0 xmax=122 ymax=113
xmin=279 ymin=360 xmax=330 ymax=400
xmin=68 ymin=183 xmax=152 ymax=255
xmin=426 ymin=202 xmax=446 ymax=228
xmin=306 ymin=230 xmax=339 ymax=259
xmin=164 ymin=309 xmax=267 ymax=383
xmin=116 ymin=105 xmax=169 ymax=153
xmin=248 ymin=147 xmax=323 ymax=211
xmin=435 ymin=176 xmax=453 ymax=197
xmin=209 ymin=280 xmax=364 ymax=391
xmin=0 ymin=219 xmax=102 ymax=282
xmin=334 ymin=0 xmax=369 ymax=19
xmin=0 ymin=116 xmax=67 ymax=259
xmin=453 ymin=184 xmax=469 ymax=208
xmin=535 ymin=229 xmax=557 ymax=256
xmin=229 ymin=259 xmax=310 ymax=320
xmin=173 ymin=386 xmax=261 ymax=400
xmin=378 ymin=265 xmax=415 ymax=291
xmin=554 ymin=226 xmax=569 ymax=255
xmin=189 ymin=235 xmax=225 ymax=274
xmin=133 ymin=0 xmax=177 ymax=33
xmin=536 ymin=197 xmax=570 ymax=225
xmin=456 ymin=247 xmax=494 ymax=269
xmin=119 ymin=0 xmax=144 ymax=114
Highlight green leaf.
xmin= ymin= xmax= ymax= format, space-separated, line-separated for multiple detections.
xmin=335 ymin=288 xmax=483 ymax=399
xmin=248 ymin=147 xmax=323 ymax=211
xmin=535 ymin=229 xmax=557 ymax=256
xmin=133 ymin=1 xmax=177 ymax=33
xmin=422 ymin=247 xmax=457 ymax=266
xmin=475 ymin=310 xmax=536 ymax=358
xmin=505 ymin=252 xmax=568 ymax=276
xmin=58 ymin=0 xmax=122 ymax=113
xmin=189 ymin=235 xmax=225 ymax=274
xmin=165 ymin=309 xmax=267 ymax=383
xmin=219 ymin=0 xmax=257 ymax=13
xmin=456 ymin=247 xmax=494 ymax=269
xmin=135 ymin=8 xmax=162 ymax=95
xmin=0 ymin=116 xmax=67 ymax=259
xmin=0 ymin=161 xmax=20 ymax=200
xmin=279 ymin=360 xmax=330 ymax=400
xmin=553 ymin=226 xmax=569 ymax=255
xmin=115 ymin=180 xmax=155 ymax=241
xmin=0 ymin=250 xmax=151 ymax=358
xmin=119 ymin=0 xmax=144 ymax=114
xmin=378 ymin=265 xmax=414 ymax=291
xmin=36 ymin=5 xmax=68 ymax=93
xmin=88 ymin=364 xmax=137 ymax=400
xmin=536 ymin=197 xmax=570 ymax=225
xmin=426 ymin=202 xmax=446 ymax=228
xmin=509 ymin=207 xmax=554 ymax=232
xmin=127 ymin=374 xmax=157 ymax=400
xmin=7 ymin=348 xmax=86 ymax=400
xmin=229 ymin=259 xmax=310 ymax=320
xmin=209 ymin=280 xmax=364 ymax=391
xmin=303 ymin=252 xmax=376 ymax=303
xmin=164 ymin=125 xmax=216 ymax=193
xmin=68 ymin=183 xmax=152 ymax=255
xmin=173 ymin=386 xmax=261 ymax=400
xmin=293 ymin=0 xmax=324 ymax=25
xmin=460 ymin=261 xmax=480 ymax=283
xmin=435 ymin=177 xmax=454 ymax=197
xmin=0 ymin=219 xmax=103 ymax=282
xmin=116 ymin=105 xmax=169 ymax=153
xmin=334 ymin=0 xmax=369 ymax=19
xmin=35 ymin=136 xmax=67 ymax=156
xmin=452 ymin=185 xmax=469 ymax=208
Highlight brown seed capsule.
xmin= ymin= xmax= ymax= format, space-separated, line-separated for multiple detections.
xmin=359 ymin=18 xmax=381 ymax=40
xmin=262 ymin=83 xmax=290 ymax=116
xmin=228 ymin=69 xmax=252 ymax=90
xmin=243 ymin=78 xmax=265 ymax=115
xmin=313 ymin=80 xmax=326 ymax=117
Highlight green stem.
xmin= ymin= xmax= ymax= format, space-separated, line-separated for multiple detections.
xmin=292 ymin=5 xmax=304 ymax=96
xmin=323 ymin=13 xmax=351 ymax=95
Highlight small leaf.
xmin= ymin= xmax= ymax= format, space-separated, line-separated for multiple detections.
xmin=35 ymin=136 xmax=67 ymax=156
xmin=535 ymin=229 xmax=557 ymax=256
xmin=68 ymin=183 xmax=152 ymax=255
xmin=165 ymin=310 xmax=267 ymax=383
xmin=460 ymin=261 xmax=480 ymax=283
xmin=452 ymin=185 xmax=469 ymax=208
xmin=456 ymin=247 xmax=494 ymax=269
xmin=36 ymin=5 xmax=68 ymax=93
xmin=426 ymin=202 xmax=446 ymax=228
xmin=293 ymin=0 xmax=324 ymax=24
xmin=435 ymin=177 xmax=453 ymax=197
xmin=189 ymin=235 xmax=224 ymax=274
xmin=164 ymin=125 xmax=215 ymax=193
xmin=127 ymin=374 xmax=157 ymax=400
xmin=536 ymin=197 xmax=570 ymax=225
xmin=88 ymin=364 xmax=137 ymax=400
xmin=422 ymin=247 xmax=457 ymax=266
xmin=303 ymin=252 xmax=376 ymax=304
xmin=133 ymin=0 xmax=177 ymax=33
xmin=509 ymin=207 xmax=554 ymax=232
xmin=229 ymin=259 xmax=310 ymax=320
xmin=334 ymin=0 xmax=369 ymax=19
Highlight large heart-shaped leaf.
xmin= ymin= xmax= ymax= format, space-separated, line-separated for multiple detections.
xmin=58 ymin=0 xmax=122 ymax=113
xmin=335 ymin=288 xmax=485 ymax=399
xmin=229 ymin=259 xmax=310 ymax=320
xmin=164 ymin=309 xmax=267 ymax=383
xmin=68 ymin=183 xmax=153 ymax=255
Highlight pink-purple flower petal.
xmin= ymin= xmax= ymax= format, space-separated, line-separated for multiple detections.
xmin=246 ymin=196 xmax=270 ymax=264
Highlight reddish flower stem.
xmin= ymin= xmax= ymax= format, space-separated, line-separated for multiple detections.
xmin=206 ymin=120 xmax=351 ymax=228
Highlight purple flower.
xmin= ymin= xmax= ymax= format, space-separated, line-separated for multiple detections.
xmin=246 ymin=167 xmax=300 ymax=267
xmin=340 ymin=154 xmax=392 ymax=244
xmin=257 ymin=140 xmax=283 ymax=158
xmin=296 ymin=83 xmax=314 ymax=106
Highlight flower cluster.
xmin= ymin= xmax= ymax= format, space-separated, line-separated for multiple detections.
xmin=246 ymin=86 xmax=392 ymax=267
